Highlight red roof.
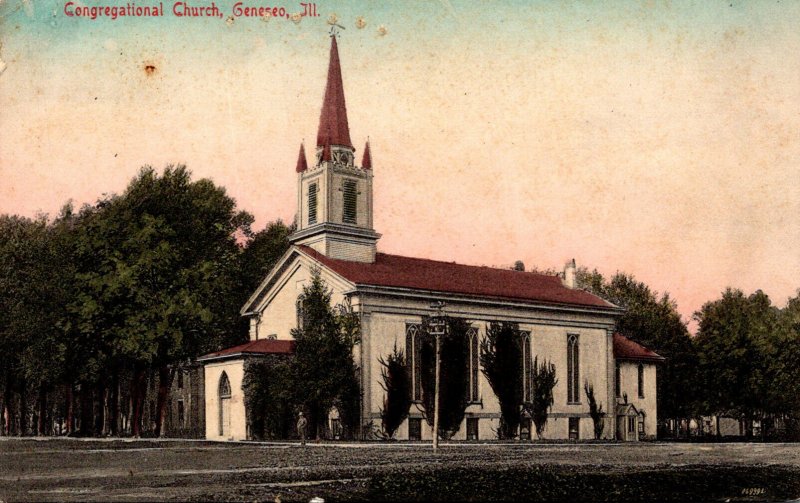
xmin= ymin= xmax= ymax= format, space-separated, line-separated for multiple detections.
xmin=316 ymin=36 xmax=353 ymax=149
xmin=299 ymin=246 xmax=618 ymax=310
xmin=613 ymin=333 xmax=664 ymax=362
xmin=198 ymin=339 xmax=295 ymax=361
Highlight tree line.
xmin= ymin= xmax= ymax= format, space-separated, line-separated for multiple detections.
xmin=2 ymin=165 xmax=798 ymax=440
xmin=0 ymin=166 xmax=292 ymax=437
xmin=575 ymin=268 xmax=800 ymax=440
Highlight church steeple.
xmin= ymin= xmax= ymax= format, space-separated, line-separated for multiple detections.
xmin=316 ymin=36 xmax=353 ymax=150
xmin=290 ymin=35 xmax=380 ymax=263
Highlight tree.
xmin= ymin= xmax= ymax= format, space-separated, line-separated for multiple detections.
xmin=290 ymin=270 xmax=361 ymax=439
xmin=480 ymin=322 xmax=523 ymax=439
xmin=584 ymin=381 xmax=605 ymax=439
xmin=526 ymin=357 xmax=557 ymax=439
xmin=69 ymin=166 xmax=253 ymax=436
xmin=418 ymin=317 xmax=472 ymax=440
xmin=694 ymin=288 xmax=779 ymax=437
xmin=576 ymin=268 xmax=698 ymax=436
xmin=378 ymin=345 xmax=411 ymax=439
xmin=243 ymin=357 xmax=295 ymax=440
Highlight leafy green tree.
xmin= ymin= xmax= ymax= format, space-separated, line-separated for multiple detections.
xmin=526 ymin=357 xmax=557 ymax=439
xmin=480 ymin=322 xmax=523 ymax=439
xmin=70 ymin=166 xmax=253 ymax=436
xmin=0 ymin=215 xmax=47 ymax=435
xmin=584 ymin=381 xmax=605 ymax=439
xmin=378 ymin=345 xmax=412 ymax=439
xmin=694 ymin=288 xmax=779 ymax=437
xmin=290 ymin=270 xmax=361 ymax=439
xmin=243 ymin=357 xmax=295 ymax=440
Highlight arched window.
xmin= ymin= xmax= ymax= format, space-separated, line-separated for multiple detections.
xmin=567 ymin=334 xmax=580 ymax=404
xmin=405 ymin=324 xmax=423 ymax=401
xmin=637 ymin=364 xmax=644 ymax=399
xmin=520 ymin=331 xmax=532 ymax=403
xmin=218 ymin=372 xmax=231 ymax=436
xmin=615 ymin=362 xmax=621 ymax=398
xmin=467 ymin=327 xmax=479 ymax=403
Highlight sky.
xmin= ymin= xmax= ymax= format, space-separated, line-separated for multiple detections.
xmin=1 ymin=0 xmax=798 ymax=331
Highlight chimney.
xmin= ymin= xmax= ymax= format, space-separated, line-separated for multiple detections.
xmin=563 ymin=258 xmax=576 ymax=289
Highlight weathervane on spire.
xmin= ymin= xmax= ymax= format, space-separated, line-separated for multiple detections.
xmin=327 ymin=13 xmax=345 ymax=37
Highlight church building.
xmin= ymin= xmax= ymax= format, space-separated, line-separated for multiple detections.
xmin=198 ymin=36 xmax=663 ymax=442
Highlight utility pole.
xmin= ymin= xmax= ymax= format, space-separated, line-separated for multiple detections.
xmin=429 ymin=301 xmax=446 ymax=453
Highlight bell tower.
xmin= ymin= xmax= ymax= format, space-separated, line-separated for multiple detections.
xmin=290 ymin=35 xmax=380 ymax=263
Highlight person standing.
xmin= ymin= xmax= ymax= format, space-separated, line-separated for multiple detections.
xmin=296 ymin=412 xmax=308 ymax=446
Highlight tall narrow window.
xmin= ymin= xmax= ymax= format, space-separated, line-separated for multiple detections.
xmin=406 ymin=325 xmax=423 ymax=401
xmin=177 ymin=370 xmax=184 ymax=390
xmin=637 ymin=364 xmax=644 ymax=398
xmin=615 ymin=362 xmax=621 ymax=397
xmin=218 ymin=372 xmax=231 ymax=436
xmin=567 ymin=334 xmax=580 ymax=404
xmin=520 ymin=331 xmax=532 ymax=403
xmin=296 ymin=298 xmax=304 ymax=329
xmin=342 ymin=180 xmax=358 ymax=224
xmin=467 ymin=327 xmax=479 ymax=402
xmin=308 ymin=182 xmax=318 ymax=225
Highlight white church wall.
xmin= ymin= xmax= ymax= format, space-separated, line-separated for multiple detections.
xmin=618 ymin=361 xmax=658 ymax=439
xmin=359 ymin=294 xmax=616 ymax=441
xmin=204 ymin=360 xmax=246 ymax=441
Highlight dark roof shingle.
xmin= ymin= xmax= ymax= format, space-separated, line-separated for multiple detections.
xmin=613 ymin=333 xmax=664 ymax=362
xmin=198 ymin=339 xmax=295 ymax=361
xmin=299 ymin=246 xmax=618 ymax=310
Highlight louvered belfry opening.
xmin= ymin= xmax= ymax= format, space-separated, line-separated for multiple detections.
xmin=343 ymin=180 xmax=357 ymax=224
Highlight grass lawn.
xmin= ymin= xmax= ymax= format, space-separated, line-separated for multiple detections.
xmin=1 ymin=439 xmax=799 ymax=502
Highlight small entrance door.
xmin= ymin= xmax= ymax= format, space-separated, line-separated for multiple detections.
xmin=220 ymin=397 xmax=231 ymax=438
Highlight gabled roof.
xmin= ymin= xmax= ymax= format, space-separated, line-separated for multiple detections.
xmin=613 ymin=333 xmax=665 ymax=363
xmin=298 ymin=245 xmax=619 ymax=310
xmin=316 ymin=36 xmax=353 ymax=149
xmin=198 ymin=339 xmax=295 ymax=362
xmin=616 ymin=403 xmax=641 ymax=416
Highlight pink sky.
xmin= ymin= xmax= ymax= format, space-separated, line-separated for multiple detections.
xmin=1 ymin=2 xmax=798 ymax=330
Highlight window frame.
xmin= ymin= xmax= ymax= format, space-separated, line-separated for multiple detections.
xmin=520 ymin=331 xmax=532 ymax=404
xmin=342 ymin=179 xmax=358 ymax=224
xmin=637 ymin=364 xmax=645 ymax=399
xmin=218 ymin=372 xmax=232 ymax=436
xmin=467 ymin=327 xmax=479 ymax=403
xmin=566 ymin=333 xmax=580 ymax=404
xmin=307 ymin=182 xmax=318 ymax=225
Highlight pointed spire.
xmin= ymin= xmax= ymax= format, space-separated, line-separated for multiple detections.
xmin=361 ymin=140 xmax=372 ymax=170
xmin=316 ymin=35 xmax=353 ymax=149
xmin=295 ymin=143 xmax=308 ymax=173
xmin=321 ymin=142 xmax=332 ymax=162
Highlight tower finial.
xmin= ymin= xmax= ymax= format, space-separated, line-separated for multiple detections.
xmin=361 ymin=139 xmax=372 ymax=170
xmin=296 ymin=142 xmax=308 ymax=173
